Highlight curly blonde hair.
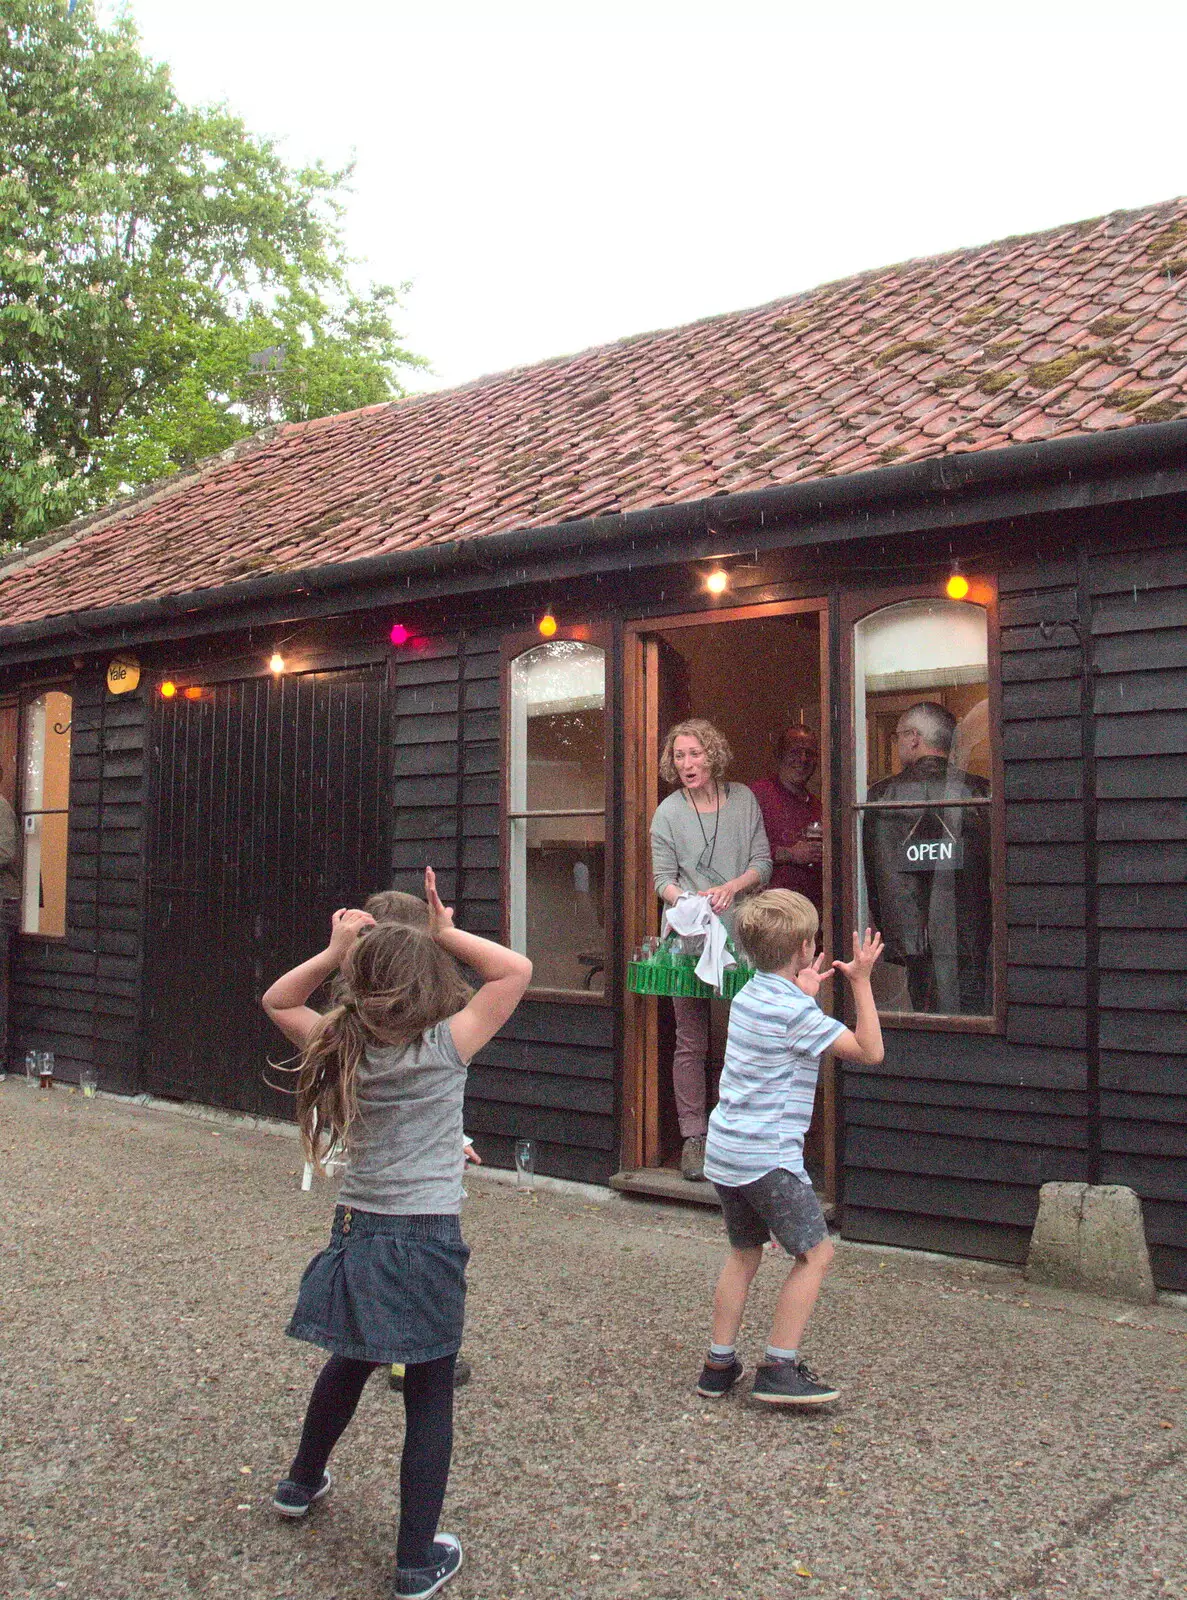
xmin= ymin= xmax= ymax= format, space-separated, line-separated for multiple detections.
xmin=659 ymin=718 xmax=733 ymax=787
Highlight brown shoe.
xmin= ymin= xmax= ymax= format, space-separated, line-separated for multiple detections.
xmin=681 ymin=1136 xmax=706 ymax=1181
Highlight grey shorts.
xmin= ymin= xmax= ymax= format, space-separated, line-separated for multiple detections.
xmin=713 ymin=1168 xmax=828 ymax=1257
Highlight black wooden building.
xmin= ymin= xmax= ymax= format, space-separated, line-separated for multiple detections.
xmin=2 ymin=201 xmax=1184 ymax=1290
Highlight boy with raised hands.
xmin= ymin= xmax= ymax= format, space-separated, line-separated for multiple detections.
xmin=698 ymin=890 xmax=884 ymax=1406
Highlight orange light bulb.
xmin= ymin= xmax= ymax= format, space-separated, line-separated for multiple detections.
xmin=705 ymin=570 xmax=729 ymax=596
xmin=538 ymin=613 xmax=558 ymax=638
xmin=183 ymin=685 xmax=202 ymax=700
xmin=269 ymin=652 xmax=286 ymax=674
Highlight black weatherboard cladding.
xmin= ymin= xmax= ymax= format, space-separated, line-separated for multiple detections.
xmin=840 ymin=526 xmax=1187 ymax=1292
xmin=1090 ymin=539 xmax=1187 ymax=1293
xmin=387 ymin=629 xmax=616 ymax=1185
xmin=9 ymin=669 xmax=149 ymax=1090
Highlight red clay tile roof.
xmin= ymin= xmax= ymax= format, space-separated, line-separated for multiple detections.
xmin=4 ymin=197 xmax=1187 ymax=631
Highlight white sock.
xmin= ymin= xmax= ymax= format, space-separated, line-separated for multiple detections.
xmin=766 ymin=1345 xmax=798 ymax=1363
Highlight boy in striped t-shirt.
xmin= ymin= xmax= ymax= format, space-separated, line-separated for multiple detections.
xmin=699 ymin=890 xmax=884 ymax=1406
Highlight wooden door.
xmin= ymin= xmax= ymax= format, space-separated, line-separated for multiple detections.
xmin=141 ymin=666 xmax=389 ymax=1114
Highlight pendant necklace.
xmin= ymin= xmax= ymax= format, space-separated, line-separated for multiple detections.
xmin=687 ymin=780 xmax=721 ymax=876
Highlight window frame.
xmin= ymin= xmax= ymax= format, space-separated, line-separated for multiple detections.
xmin=500 ymin=621 xmax=614 ymax=1005
xmin=15 ymin=680 xmax=74 ymax=943
xmin=840 ymin=578 xmax=1006 ymax=1034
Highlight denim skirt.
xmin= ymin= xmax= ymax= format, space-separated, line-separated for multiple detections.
xmin=286 ymin=1206 xmax=469 ymax=1366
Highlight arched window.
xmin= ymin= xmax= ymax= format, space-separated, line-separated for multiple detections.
xmin=853 ymin=598 xmax=994 ymax=1019
xmin=507 ymin=639 xmax=606 ymax=994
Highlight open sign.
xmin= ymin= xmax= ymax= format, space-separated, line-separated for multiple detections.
xmin=900 ymin=837 xmax=965 ymax=871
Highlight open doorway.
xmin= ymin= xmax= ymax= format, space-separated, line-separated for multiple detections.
xmin=622 ymin=599 xmax=834 ymax=1199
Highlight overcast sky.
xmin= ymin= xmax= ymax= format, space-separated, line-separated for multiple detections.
xmin=115 ymin=0 xmax=1187 ymax=393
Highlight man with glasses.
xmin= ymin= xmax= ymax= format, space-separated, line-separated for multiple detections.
xmin=862 ymin=702 xmax=991 ymax=1015
xmin=752 ymin=726 xmax=824 ymax=916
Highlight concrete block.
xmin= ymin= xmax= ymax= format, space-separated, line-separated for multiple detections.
xmin=1026 ymin=1182 xmax=1155 ymax=1304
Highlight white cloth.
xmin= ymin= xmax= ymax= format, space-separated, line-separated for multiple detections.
xmin=662 ymin=894 xmax=737 ymax=993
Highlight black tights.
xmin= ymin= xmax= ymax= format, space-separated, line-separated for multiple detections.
xmin=289 ymin=1352 xmax=456 ymax=1568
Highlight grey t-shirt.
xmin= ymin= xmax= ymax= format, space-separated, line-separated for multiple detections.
xmin=650 ymin=783 xmax=772 ymax=932
xmin=336 ymin=1019 xmax=468 ymax=1215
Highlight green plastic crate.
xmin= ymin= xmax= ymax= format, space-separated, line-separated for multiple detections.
xmin=627 ymin=955 xmax=754 ymax=1000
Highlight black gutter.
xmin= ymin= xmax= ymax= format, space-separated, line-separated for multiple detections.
xmin=3 ymin=419 xmax=1187 ymax=666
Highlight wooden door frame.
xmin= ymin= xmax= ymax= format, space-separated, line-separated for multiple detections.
xmin=620 ymin=597 xmax=835 ymax=1194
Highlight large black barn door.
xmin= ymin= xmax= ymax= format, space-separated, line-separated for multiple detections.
xmin=142 ymin=666 xmax=389 ymax=1115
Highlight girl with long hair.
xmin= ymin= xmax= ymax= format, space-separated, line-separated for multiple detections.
xmin=261 ymin=867 xmax=531 ymax=1600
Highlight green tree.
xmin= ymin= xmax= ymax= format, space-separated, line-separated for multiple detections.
xmin=0 ymin=0 xmax=422 ymax=544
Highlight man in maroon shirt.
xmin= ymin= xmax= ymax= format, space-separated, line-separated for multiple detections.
xmin=751 ymin=727 xmax=823 ymax=913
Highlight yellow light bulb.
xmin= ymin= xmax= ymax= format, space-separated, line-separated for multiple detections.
xmin=269 ymin=652 xmax=286 ymax=674
xmin=705 ymin=570 xmax=729 ymax=595
xmin=538 ymin=613 xmax=558 ymax=638
xmin=946 ymin=572 xmax=970 ymax=601
xmin=159 ymin=680 xmax=177 ymax=699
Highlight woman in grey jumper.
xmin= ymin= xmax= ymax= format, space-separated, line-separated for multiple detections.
xmin=650 ymin=718 xmax=772 ymax=1180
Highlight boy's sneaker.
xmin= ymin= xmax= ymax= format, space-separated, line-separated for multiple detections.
xmin=696 ymin=1353 xmax=745 ymax=1398
xmin=391 ymin=1533 xmax=463 ymax=1599
xmin=751 ymin=1359 xmax=840 ymax=1406
xmin=272 ymin=1469 xmax=332 ymax=1517
xmin=389 ymin=1359 xmax=472 ymax=1392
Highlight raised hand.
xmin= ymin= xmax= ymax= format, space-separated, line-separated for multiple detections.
xmin=328 ymin=906 xmax=375 ymax=959
xmin=833 ymin=927 xmax=884 ymax=984
xmin=793 ymin=950 xmax=833 ymax=998
xmin=424 ymin=864 xmax=456 ymax=937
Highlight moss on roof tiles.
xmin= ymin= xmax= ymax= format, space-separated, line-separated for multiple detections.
xmin=1135 ymin=400 xmax=1183 ymax=422
xmin=1089 ymin=315 xmax=1137 ymax=338
xmin=873 ymin=339 xmax=941 ymax=367
xmin=984 ymin=339 xmax=1023 ymax=358
xmin=957 ymin=303 xmax=999 ymax=327
xmin=1106 ymin=387 xmax=1156 ymax=413
xmin=978 ymin=371 xmax=1018 ymax=396
xmin=1147 ymin=222 xmax=1187 ymax=257
xmin=1028 ymin=345 xmax=1118 ymax=390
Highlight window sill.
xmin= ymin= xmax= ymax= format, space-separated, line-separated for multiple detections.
xmin=876 ymin=1011 xmax=1003 ymax=1035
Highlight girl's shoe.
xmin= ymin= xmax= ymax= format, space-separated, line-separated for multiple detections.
xmin=272 ymin=1469 xmax=332 ymax=1517
xmin=391 ymin=1533 xmax=463 ymax=1599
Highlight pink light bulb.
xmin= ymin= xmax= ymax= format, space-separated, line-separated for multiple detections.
xmin=389 ymin=623 xmax=410 ymax=646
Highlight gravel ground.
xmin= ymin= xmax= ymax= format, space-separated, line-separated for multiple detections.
xmin=2 ymin=1082 xmax=1184 ymax=1600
